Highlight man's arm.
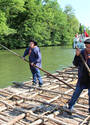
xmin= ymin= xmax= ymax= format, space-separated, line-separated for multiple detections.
xmin=73 ymin=48 xmax=81 ymax=67
xmin=23 ymin=47 xmax=29 ymax=58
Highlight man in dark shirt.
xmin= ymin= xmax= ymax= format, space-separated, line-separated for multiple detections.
xmin=23 ymin=40 xmax=43 ymax=87
xmin=66 ymin=39 xmax=90 ymax=113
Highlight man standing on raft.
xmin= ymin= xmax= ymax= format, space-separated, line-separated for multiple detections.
xmin=65 ymin=38 xmax=90 ymax=114
xmin=23 ymin=40 xmax=43 ymax=87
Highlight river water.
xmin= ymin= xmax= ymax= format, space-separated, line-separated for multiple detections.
xmin=0 ymin=46 xmax=75 ymax=88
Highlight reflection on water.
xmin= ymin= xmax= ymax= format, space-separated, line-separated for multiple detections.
xmin=0 ymin=46 xmax=75 ymax=88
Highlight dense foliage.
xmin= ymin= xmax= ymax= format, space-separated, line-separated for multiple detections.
xmin=0 ymin=0 xmax=87 ymax=48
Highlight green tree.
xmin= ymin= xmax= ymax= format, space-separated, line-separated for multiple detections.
xmin=0 ymin=0 xmax=80 ymax=48
xmin=64 ymin=5 xmax=79 ymax=44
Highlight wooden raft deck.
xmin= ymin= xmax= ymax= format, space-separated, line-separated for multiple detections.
xmin=0 ymin=66 xmax=90 ymax=125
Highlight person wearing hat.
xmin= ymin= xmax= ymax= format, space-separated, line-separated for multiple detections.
xmin=23 ymin=40 xmax=43 ymax=87
xmin=64 ymin=38 xmax=90 ymax=114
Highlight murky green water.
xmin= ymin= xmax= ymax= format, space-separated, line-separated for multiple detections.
xmin=0 ymin=46 xmax=75 ymax=88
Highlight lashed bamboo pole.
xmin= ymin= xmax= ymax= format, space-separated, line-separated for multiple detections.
xmin=11 ymin=93 xmax=87 ymax=117
xmin=0 ymin=100 xmax=23 ymax=112
xmin=28 ymin=85 xmax=88 ymax=100
xmin=56 ymin=71 xmax=78 ymax=75
xmin=0 ymin=100 xmax=14 ymax=109
xmin=75 ymin=103 xmax=88 ymax=109
xmin=6 ymin=104 xmax=86 ymax=125
xmin=7 ymin=106 xmax=68 ymax=125
xmin=0 ymin=90 xmax=11 ymax=97
xmin=30 ymin=119 xmax=44 ymax=125
xmin=7 ymin=113 xmax=25 ymax=125
xmin=80 ymin=115 xmax=90 ymax=125
xmin=29 ymin=110 xmax=68 ymax=125
xmin=0 ymin=85 xmax=62 ymax=112
xmin=2 ymin=87 xmax=72 ymax=124
xmin=0 ymin=116 xmax=8 ymax=122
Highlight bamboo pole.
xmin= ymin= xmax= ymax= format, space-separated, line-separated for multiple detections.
xmin=28 ymin=86 xmax=88 ymax=100
xmin=80 ymin=115 xmax=90 ymax=125
xmin=4 ymin=92 xmax=87 ymax=125
xmin=0 ymin=100 xmax=23 ymax=112
xmin=6 ymin=101 xmax=86 ymax=125
xmin=7 ymin=108 xmax=67 ymax=125
xmin=0 ymin=116 xmax=8 ymax=122
xmin=30 ymin=119 xmax=44 ymax=125
xmin=7 ymin=113 xmax=25 ymax=125
xmin=0 ymin=43 xmax=74 ymax=90
xmin=0 ymin=100 xmax=14 ymax=109
xmin=29 ymin=110 xmax=68 ymax=125
xmin=10 ymin=85 xmax=88 ymax=102
xmin=11 ymin=107 xmax=68 ymax=125
xmin=12 ymin=94 xmax=88 ymax=117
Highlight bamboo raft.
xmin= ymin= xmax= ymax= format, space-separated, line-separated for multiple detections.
xmin=0 ymin=66 xmax=90 ymax=125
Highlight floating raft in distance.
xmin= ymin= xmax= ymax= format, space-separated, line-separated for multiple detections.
xmin=0 ymin=66 xmax=90 ymax=125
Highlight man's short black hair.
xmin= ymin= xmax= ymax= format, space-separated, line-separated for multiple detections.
xmin=30 ymin=40 xmax=37 ymax=46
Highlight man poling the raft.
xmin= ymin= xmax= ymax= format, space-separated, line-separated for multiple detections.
xmin=64 ymin=38 xmax=90 ymax=114
xmin=0 ymin=43 xmax=74 ymax=90
xmin=23 ymin=40 xmax=43 ymax=87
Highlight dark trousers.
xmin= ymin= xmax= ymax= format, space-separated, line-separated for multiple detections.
xmin=68 ymin=83 xmax=90 ymax=111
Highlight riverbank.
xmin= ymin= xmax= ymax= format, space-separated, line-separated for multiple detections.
xmin=0 ymin=66 xmax=89 ymax=124
xmin=0 ymin=44 xmax=73 ymax=50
